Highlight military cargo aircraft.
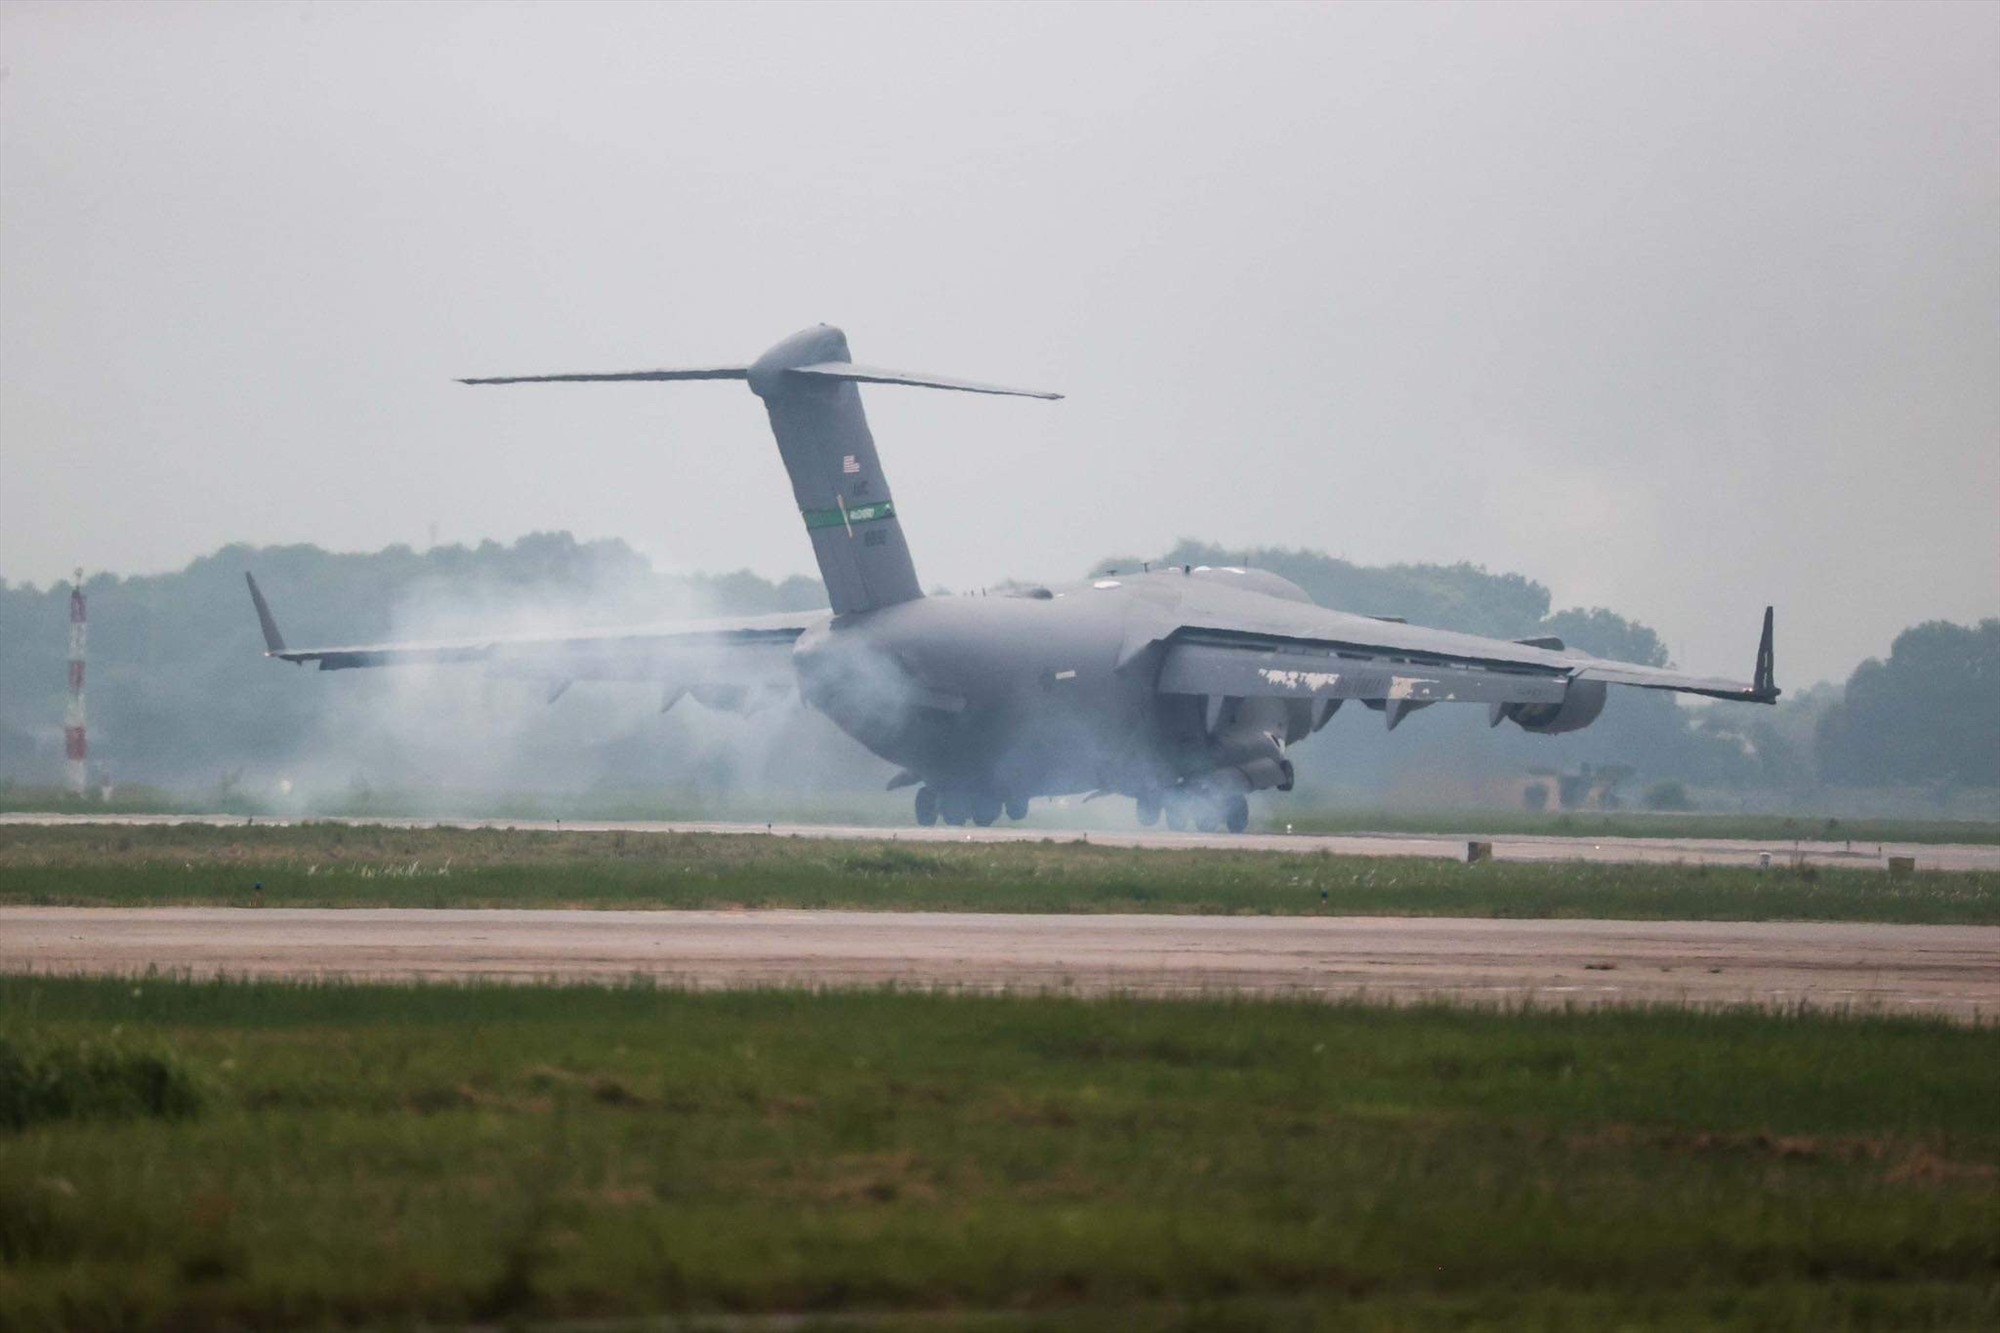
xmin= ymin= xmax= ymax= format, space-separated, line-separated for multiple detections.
xmin=247 ymin=324 xmax=1777 ymax=832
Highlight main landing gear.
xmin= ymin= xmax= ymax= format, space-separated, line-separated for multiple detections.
xmin=1225 ymin=794 xmax=1250 ymax=834
xmin=1142 ymin=789 xmax=1251 ymax=835
xmin=915 ymin=787 xmax=1028 ymax=828
xmin=919 ymin=784 xmax=1250 ymax=833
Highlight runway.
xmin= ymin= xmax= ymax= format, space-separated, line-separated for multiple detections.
xmin=5 ymin=812 xmax=1997 ymax=871
xmin=5 ymin=908 xmax=1995 ymax=1020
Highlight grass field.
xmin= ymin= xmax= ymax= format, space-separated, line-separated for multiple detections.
xmin=8 ymin=782 xmax=2000 ymax=845
xmin=1 ymin=822 xmax=1993 ymax=924
xmin=2 ymin=975 xmax=1995 ymax=1331
xmin=1265 ymin=803 xmax=2000 ymax=847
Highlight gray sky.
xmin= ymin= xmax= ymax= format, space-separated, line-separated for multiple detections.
xmin=3 ymin=0 xmax=1994 ymax=686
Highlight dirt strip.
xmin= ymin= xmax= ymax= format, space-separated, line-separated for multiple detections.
xmin=4 ymin=908 xmax=1995 ymax=1021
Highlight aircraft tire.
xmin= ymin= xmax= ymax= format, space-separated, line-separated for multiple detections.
xmin=1135 ymin=793 xmax=1161 ymax=827
xmin=1005 ymin=797 xmax=1029 ymax=821
xmin=1194 ymin=811 xmax=1222 ymax=834
xmin=1224 ymin=794 xmax=1250 ymax=834
xmin=1163 ymin=804 xmax=1187 ymax=832
xmin=939 ymin=791 xmax=972 ymax=826
xmin=914 ymin=787 xmax=939 ymax=827
xmin=972 ymin=796 xmax=1002 ymax=827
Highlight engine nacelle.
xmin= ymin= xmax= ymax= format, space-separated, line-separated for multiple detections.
xmin=1495 ymin=678 xmax=1607 ymax=735
xmin=1204 ymin=725 xmax=1297 ymax=793
xmin=1191 ymin=754 xmax=1295 ymax=798
xmin=1237 ymin=755 xmax=1296 ymax=793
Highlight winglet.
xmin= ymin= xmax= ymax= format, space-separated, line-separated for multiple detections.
xmin=1752 ymin=605 xmax=1778 ymax=702
xmin=244 ymin=572 xmax=287 ymax=655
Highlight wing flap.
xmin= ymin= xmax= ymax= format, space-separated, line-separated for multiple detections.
xmin=247 ymin=565 xmax=823 ymax=685
xmin=1147 ymin=603 xmax=1776 ymax=706
xmin=1158 ymin=640 xmax=1571 ymax=706
xmin=1571 ymin=662 xmax=1767 ymax=702
xmin=271 ymin=620 xmax=812 ymax=679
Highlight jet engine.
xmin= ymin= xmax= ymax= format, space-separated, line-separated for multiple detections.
xmin=1492 ymin=678 xmax=1607 ymax=735
xmin=1234 ymin=754 xmax=1296 ymax=793
xmin=1204 ymin=728 xmax=1296 ymax=793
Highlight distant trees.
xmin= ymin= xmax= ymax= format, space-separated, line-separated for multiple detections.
xmin=1135 ymin=540 xmax=1752 ymax=788
xmin=0 ymin=534 xmax=827 ymax=788
xmin=1151 ymin=540 xmax=1550 ymax=638
xmin=1644 ymin=780 xmax=1694 ymax=811
xmin=1151 ymin=540 xmax=1669 ymax=665
xmin=1814 ymin=620 xmax=1999 ymax=788
xmin=7 ymin=531 xmax=1985 ymax=801
xmin=1539 ymin=607 xmax=1668 ymax=668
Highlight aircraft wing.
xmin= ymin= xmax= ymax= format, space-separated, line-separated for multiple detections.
xmin=1147 ymin=595 xmax=1777 ymax=708
xmin=245 ymin=573 xmax=819 ymax=690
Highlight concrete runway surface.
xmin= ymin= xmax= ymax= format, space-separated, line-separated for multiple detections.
xmin=4 ymin=908 xmax=1994 ymax=1021
xmin=5 ymin=812 xmax=1996 ymax=871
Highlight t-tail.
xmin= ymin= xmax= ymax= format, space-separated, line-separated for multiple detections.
xmin=461 ymin=325 xmax=1060 ymax=617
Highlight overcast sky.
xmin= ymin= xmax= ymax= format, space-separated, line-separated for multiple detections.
xmin=2 ymin=1 xmax=1994 ymax=686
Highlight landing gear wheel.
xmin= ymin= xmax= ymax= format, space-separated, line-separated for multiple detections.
xmin=1135 ymin=793 xmax=1162 ymax=827
xmin=1164 ymin=803 xmax=1188 ymax=832
xmin=1224 ymin=794 xmax=1250 ymax=834
xmin=939 ymin=791 xmax=972 ymax=827
xmin=1005 ymin=797 xmax=1029 ymax=821
xmin=914 ymin=787 xmax=939 ymax=827
xmin=972 ymin=796 xmax=1002 ymax=827
xmin=1194 ymin=809 xmax=1222 ymax=834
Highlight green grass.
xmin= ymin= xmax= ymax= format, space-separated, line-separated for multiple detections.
xmin=1 ymin=976 xmax=1995 ymax=1331
xmin=9 ymin=781 xmax=1999 ymax=844
xmin=0 ymin=1033 xmax=202 ymax=1131
xmin=2 ymin=823 xmax=1994 ymax=923
xmin=1264 ymin=801 xmax=2000 ymax=847
xmin=0 ymin=784 xmax=189 ymax=817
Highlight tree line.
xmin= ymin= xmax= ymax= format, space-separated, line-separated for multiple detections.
xmin=0 ymin=533 xmax=1990 ymax=798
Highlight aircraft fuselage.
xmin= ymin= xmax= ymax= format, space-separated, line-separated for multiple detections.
xmin=794 ymin=566 xmax=1316 ymax=806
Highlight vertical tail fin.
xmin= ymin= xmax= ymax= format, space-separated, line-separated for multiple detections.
xmin=244 ymin=572 xmax=287 ymax=653
xmin=1753 ymin=606 xmax=1777 ymax=701
xmin=461 ymin=323 xmax=1060 ymax=617
xmin=746 ymin=326 xmax=925 ymax=615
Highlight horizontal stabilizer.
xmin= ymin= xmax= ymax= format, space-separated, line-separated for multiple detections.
xmin=787 ymin=362 xmax=1062 ymax=400
xmin=459 ymin=367 xmax=749 ymax=386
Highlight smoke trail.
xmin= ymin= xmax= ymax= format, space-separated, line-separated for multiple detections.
xmin=265 ymin=552 xmax=894 ymax=817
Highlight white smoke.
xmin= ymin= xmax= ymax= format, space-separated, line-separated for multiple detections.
xmin=263 ymin=557 xmax=898 ymax=819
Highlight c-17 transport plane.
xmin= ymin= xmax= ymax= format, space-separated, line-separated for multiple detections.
xmin=247 ymin=324 xmax=1777 ymax=832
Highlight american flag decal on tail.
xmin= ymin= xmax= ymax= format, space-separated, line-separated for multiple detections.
xmin=842 ymin=454 xmax=860 ymax=474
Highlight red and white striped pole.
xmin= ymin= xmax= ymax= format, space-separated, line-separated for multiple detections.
xmin=65 ymin=569 xmax=87 ymax=796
